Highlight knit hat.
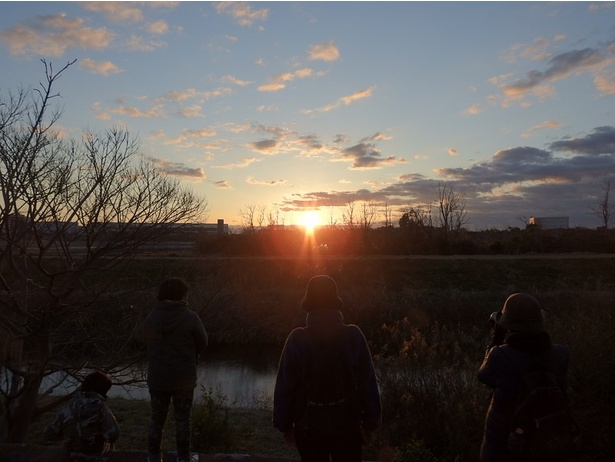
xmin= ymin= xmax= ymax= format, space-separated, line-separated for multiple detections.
xmin=81 ymin=371 xmax=112 ymax=398
xmin=497 ymin=293 xmax=545 ymax=333
xmin=300 ymin=275 xmax=343 ymax=312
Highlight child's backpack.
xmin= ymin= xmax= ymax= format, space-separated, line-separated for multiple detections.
xmin=504 ymin=349 xmax=581 ymax=461
xmin=296 ymin=325 xmax=360 ymax=437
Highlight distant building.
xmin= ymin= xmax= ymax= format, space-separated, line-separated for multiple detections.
xmin=180 ymin=219 xmax=229 ymax=235
xmin=528 ymin=216 xmax=569 ymax=229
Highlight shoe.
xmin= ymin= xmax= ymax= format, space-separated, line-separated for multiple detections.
xmin=147 ymin=455 xmax=162 ymax=462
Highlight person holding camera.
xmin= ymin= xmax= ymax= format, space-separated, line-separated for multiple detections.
xmin=477 ymin=293 xmax=570 ymax=462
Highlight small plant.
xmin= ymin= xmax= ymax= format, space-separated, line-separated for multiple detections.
xmin=393 ymin=439 xmax=439 ymax=462
xmin=191 ymin=386 xmax=232 ymax=453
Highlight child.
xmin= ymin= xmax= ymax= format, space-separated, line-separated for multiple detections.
xmin=44 ymin=371 xmax=120 ymax=461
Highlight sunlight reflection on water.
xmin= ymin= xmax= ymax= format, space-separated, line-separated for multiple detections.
xmin=40 ymin=345 xmax=281 ymax=409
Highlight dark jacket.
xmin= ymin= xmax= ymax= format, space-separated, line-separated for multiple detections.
xmin=273 ymin=309 xmax=382 ymax=434
xmin=477 ymin=331 xmax=569 ymax=462
xmin=44 ymin=391 xmax=120 ymax=456
xmin=144 ymin=299 xmax=208 ymax=391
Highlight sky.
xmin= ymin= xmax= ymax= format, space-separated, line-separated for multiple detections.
xmin=1 ymin=1 xmax=614 ymax=231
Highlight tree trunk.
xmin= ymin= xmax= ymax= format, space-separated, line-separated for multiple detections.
xmin=7 ymin=372 xmax=43 ymax=443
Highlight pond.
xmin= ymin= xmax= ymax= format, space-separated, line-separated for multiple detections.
xmin=40 ymin=345 xmax=282 ymax=410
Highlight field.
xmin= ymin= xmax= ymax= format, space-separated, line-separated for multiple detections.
xmin=25 ymin=254 xmax=615 ymax=461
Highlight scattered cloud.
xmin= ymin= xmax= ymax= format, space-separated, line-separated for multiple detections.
xmin=337 ymin=133 xmax=407 ymax=170
xmin=81 ymin=2 xmax=144 ymax=22
xmin=286 ymin=125 xmax=615 ymax=227
xmin=222 ymin=75 xmax=253 ymax=86
xmin=246 ymin=176 xmax=287 ymax=186
xmin=123 ymin=34 xmax=166 ymax=52
xmin=212 ymin=157 xmax=260 ymax=169
xmin=258 ymin=68 xmax=316 ymax=92
xmin=594 ymin=70 xmax=615 ymax=95
xmin=449 ymin=148 xmax=458 ymax=156
xmin=463 ymin=104 xmax=482 ymax=116
xmin=79 ymin=58 xmax=122 ymax=76
xmin=214 ymin=180 xmax=231 ymax=189
xmin=308 ymin=41 xmax=340 ymax=62
xmin=215 ymin=2 xmax=269 ymax=27
xmin=249 ymin=139 xmax=279 ymax=154
xmin=150 ymin=158 xmax=205 ymax=178
xmin=521 ymin=120 xmax=562 ymax=138
xmin=496 ymin=47 xmax=611 ymax=106
xmin=147 ymin=20 xmax=169 ymax=35
xmin=303 ymin=86 xmax=376 ymax=114
xmin=0 ymin=13 xmax=114 ymax=56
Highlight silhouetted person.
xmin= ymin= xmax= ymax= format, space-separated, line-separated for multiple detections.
xmin=274 ymin=275 xmax=382 ymax=462
xmin=44 ymin=371 xmax=120 ymax=461
xmin=478 ymin=293 xmax=570 ymax=461
xmin=143 ymin=278 xmax=208 ymax=462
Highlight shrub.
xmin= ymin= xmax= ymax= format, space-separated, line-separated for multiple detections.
xmin=191 ymin=387 xmax=232 ymax=453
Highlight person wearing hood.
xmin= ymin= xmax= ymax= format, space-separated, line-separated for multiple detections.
xmin=477 ymin=293 xmax=570 ymax=462
xmin=273 ymin=275 xmax=382 ymax=462
xmin=144 ymin=277 xmax=208 ymax=462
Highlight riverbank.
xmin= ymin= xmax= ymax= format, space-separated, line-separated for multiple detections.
xmin=0 ymin=444 xmax=295 ymax=462
xmin=25 ymin=398 xmax=300 ymax=460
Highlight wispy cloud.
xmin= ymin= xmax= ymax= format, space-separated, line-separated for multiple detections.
xmin=496 ymin=46 xmax=611 ymax=106
xmin=303 ymin=86 xmax=376 ymax=114
xmin=79 ymin=58 xmax=122 ymax=76
xmin=123 ymin=35 xmax=167 ymax=52
xmin=521 ymin=120 xmax=562 ymax=138
xmin=214 ymin=180 xmax=231 ymax=189
xmin=215 ymin=2 xmax=269 ymax=27
xmin=594 ymin=70 xmax=615 ymax=95
xmin=81 ymin=2 xmax=144 ymax=22
xmin=212 ymin=157 xmax=260 ymax=169
xmin=147 ymin=20 xmax=169 ymax=35
xmin=246 ymin=176 xmax=287 ymax=186
xmin=222 ymin=75 xmax=253 ymax=86
xmin=258 ymin=68 xmax=317 ymax=92
xmin=0 ymin=13 xmax=114 ymax=56
xmin=336 ymin=133 xmax=406 ymax=170
xmin=308 ymin=41 xmax=340 ymax=62
xmin=150 ymin=157 xmax=205 ymax=179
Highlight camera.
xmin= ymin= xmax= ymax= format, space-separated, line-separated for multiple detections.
xmin=489 ymin=310 xmax=501 ymax=330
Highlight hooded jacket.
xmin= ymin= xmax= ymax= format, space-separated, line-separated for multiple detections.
xmin=144 ymin=299 xmax=208 ymax=391
xmin=44 ymin=391 xmax=120 ymax=455
xmin=273 ymin=309 xmax=382 ymax=434
xmin=477 ymin=331 xmax=569 ymax=461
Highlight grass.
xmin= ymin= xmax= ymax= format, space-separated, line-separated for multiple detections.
xmin=28 ymin=396 xmax=300 ymax=460
xmin=18 ymin=254 xmax=615 ymax=461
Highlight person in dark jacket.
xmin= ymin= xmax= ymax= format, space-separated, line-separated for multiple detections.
xmin=44 ymin=371 xmax=120 ymax=462
xmin=273 ymin=275 xmax=382 ymax=462
xmin=477 ymin=293 xmax=569 ymax=462
xmin=144 ymin=278 xmax=208 ymax=462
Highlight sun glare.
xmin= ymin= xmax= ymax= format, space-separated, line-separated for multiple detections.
xmin=300 ymin=211 xmax=321 ymax=232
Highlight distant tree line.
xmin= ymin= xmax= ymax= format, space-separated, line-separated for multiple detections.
xmin=195 ymin=223 xmax=615 ymax=256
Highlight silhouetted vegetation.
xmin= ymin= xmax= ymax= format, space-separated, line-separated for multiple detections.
xmin=194 ymin=224 xmax=615 ymax=256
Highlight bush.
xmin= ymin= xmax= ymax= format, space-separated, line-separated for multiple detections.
xmin=191 ymin=387 xmax=232 ymax=454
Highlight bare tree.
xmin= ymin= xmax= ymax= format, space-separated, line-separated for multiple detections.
xmin=342 ymin=200 xmax=356 ymax=228
xmin=0 ymin=61 xmax=208 ymax=442
xmin=399 ymin=204 xmax=433 ymax=229
xmin=359 ymin=201 xmax=379 ymax=230
xmin=239 ymin=204 xmax=258 ymax=234
xmin=382 ymin=202 xmax=394 ymax=228
xmin=589 ymin=179 xmax=612 ymax=229
xmin=435 ymin=183 xmax=469 ymax=232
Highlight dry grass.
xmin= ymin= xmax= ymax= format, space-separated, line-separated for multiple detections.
xmin=28 ymin=397 xmax=299 ymax=459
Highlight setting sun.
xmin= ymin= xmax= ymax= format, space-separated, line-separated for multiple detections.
xmin=299 ymin=211 xmax=321 ymax=232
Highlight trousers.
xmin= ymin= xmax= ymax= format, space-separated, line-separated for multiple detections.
xmin=147 ymin=388 xmax=194 ymax=461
